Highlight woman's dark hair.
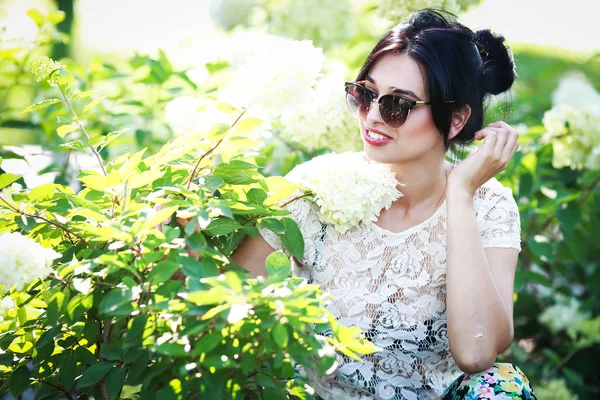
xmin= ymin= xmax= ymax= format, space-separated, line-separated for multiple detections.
xmin=356 ymin=8 xmax=516 ymax=150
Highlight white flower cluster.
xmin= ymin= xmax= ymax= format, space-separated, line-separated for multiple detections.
xmin=302 ymin=152 xmax=403 ymax=234
xmin=538 ymin=295 xmax=589 ymax=333
xmin=534 ymin=379 xmax=577 ymax=400
xmin=374 ymin=0 xmax=461 ymax=20
xmin=164 ymin=96 xmax=236 ymax=136
xmin=0 ymin=296 xmax=15 ymax=322
xmin=280 ymin=74 xmax=362 ymax=153
xmin=267 ymin=0 xmax=356 ymax=50
xmin=163 ymin=96 xmax=271 ymax=140
xmin=543 ymin=74 xmax=600 ymax=170
xmin=224 ymin=39 xmax=324 ymax=115
xmin=208 ymin=0 xmax=257 ymax=31
xmin=551 ymin=72 xmax=600 ymax=107
xmin=0 ymin=232 xmax=60 ymax=292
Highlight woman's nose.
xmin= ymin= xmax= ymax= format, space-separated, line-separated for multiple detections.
xmin=365 ymin=99 xmax=383 ymax=125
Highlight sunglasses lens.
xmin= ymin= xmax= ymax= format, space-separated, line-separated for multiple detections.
xmin=345 ymin=84 xmax=372 ymax=117
xmin=379 ymin=95 xmax=411 ymax=128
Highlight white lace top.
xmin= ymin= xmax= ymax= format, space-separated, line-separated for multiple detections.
xmin=258 ymin=152 xmax=521 ymax=400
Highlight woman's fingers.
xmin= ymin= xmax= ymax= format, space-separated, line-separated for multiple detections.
xmin=492 ymin=127 xmax=508 ymax=156
xmin=479 ymin=122 xmax=520 ymax=169
xmin=502 ymin=129 xmax=520 ymax=161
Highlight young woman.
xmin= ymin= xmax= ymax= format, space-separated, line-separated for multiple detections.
xmin=231 ymin=9 xmax=535 ymax=400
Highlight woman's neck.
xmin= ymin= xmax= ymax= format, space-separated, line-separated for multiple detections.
xmin=383 ymin=155 xmax=449 ymax=209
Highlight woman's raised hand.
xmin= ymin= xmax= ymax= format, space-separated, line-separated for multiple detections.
xmin=448 ymin=121 xmax=520 ymax=196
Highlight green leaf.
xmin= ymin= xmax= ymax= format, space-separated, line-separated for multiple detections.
xmin=526 ymin=236 xmax=554 ymax=264
xmin=207 ymin=122 xmax=230 ymax=140
xmin=233 ymin=117 xmax=263 ymax=133
xmin=247 ymin=188 xmax=268 ymax=204
xmin=557 ymin=202 xmax=581 ymax=233
xmin=272 ymin=324 xmax=289 ymax=348
xmin=155 ymin=342 xmax=187 ymax=357
xmin=100 ymin=343 xmax=122 ymax=361
xmin=140 ymin=206 xmax=178 ymax=233
xmin=59 ymin=350 xmax=77 ymax=389
xmin=83 ymin=96 xmax=106 ymax=113
xmin=26 ymin=8 xmax=44 ymax=26
xmin=202 ymin=175 xmax=224 ymax=192
xmin=517 ymin=269 xmax=552 ymax=288
xmin=72 ymin=90 xmax=99 ymax=99
xmin=59 ymin=141 xmax=89 ymax=152
xmin=265 ymin=251 xmax=291 ymax=279
xmin=98 ymin=287 xmax=133 ymax=316
xmin=224 ymin=271 xmax=243 ymax=293
xmin=187 ymin=287 xmax=229 ymax=306
xmin=204 ymin=218 xmax=241 ymax=236
xmin=180 ymin=255 xmax=219 ymax=278
xmin=9 ymin=365 xmax=30 ymax=397
xmin=47 ymin=291 xmax=67 ymax=325
xmin=280 ymin=217 xmax=304 ymax=260
xmin=258 ymin=218 xmax=285 ymax=234
xmin=148 ymin=261 xmax=180 ymax=285
xmin=0 ymin=173 xmax=21 ymax=189
xmin=20 ymin=98 xmax=62 ymax=114
xmin=105 ymin=367 xmax=126 ymax=399
xmin=29 ymin=183 xmax=63 ymax=201
xmin=57 ymin=124 xmax=79 ymax=138
xmin=76 ymin=362 xmax=113 ymax=389
xmin=0 ymin=352 xmax=12 ymax=367
xmin=74 ymin=346 xmax=97 ymax=365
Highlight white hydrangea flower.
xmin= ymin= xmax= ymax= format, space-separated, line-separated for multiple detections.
xmin=280 ymin=74 xmax=361 ymax=153
xmin=208 ymin=0 xmax=257 ymax=31
xmin=0 ymin=232 xmax=60 ymax=292
xmin=534 ymin=379 xmax=578 ymax=400
xmin=267 ymin=0 xmax=356 ymax=50
xmin=301 ymin=152 xmax=403 ymax=234
xmin=164 ymin=96 xmax=271 ymax=141
xmin=552 ymin=72 xmax=600 ymax=107
xmin=0 ymin=296 xmax=15 ymax=321
xmin=164 ymin=96 xmax=207 ymax=135
xmin=225 ymin=31 xmax=289 ymax=68
xmin=538 ymin=295 xmax=589 ymax=333
xmin=224 ymin=39 xmax=324 ymax=115
xmin=543 ymin=103 xmax=600 ymax=170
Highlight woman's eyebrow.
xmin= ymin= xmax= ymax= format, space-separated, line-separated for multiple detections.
xmin=365 ymin=74 xmax=423 ymax=101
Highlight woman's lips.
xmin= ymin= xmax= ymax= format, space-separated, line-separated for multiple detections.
xmin=363 ymin=128 xmax=393 ymax=146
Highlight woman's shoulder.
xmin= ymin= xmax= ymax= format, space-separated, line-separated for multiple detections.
xmin=473 ymin=177 xmax=518 ymax=214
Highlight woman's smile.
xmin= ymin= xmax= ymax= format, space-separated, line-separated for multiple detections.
xmin=363 ymin=127 xmax=394 ymax=146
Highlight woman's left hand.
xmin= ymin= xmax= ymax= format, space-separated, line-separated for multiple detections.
xmin=448 ymin=121 xmax=519 ymax=196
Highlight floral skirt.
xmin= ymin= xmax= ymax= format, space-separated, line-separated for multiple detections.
xmin=440 ymin=362 xmax=536 ymax=399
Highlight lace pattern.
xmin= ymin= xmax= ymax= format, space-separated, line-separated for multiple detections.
xmin=258 ymin=153 xmax=522 ymax=400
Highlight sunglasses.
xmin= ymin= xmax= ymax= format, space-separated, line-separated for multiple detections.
xmin=344 ymin=80 xmax=431 ymax=128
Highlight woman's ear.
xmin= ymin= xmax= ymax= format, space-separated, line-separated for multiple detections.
xmin=448 ymin=105 xmax=471 ymax=140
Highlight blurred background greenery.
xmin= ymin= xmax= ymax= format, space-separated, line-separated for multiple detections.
xmin=1 ymin=0 xmax=599 ymax=399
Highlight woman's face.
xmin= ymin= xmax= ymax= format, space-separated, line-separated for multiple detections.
xmin=358 ymin=52 xmax=445 ymax=165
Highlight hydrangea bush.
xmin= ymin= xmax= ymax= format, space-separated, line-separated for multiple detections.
xmin=0 ymin=31 xmax=377 ymax=400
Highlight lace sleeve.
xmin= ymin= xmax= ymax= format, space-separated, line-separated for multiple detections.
xmin=475 ymin=179 xmax=522 ymax=251
xmin=257 ymin=162 xmax=317 ymax=261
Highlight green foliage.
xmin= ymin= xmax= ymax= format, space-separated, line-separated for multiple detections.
xmin=0 ymin=11 xmax=377 ymax=400
xmin=495 ymin=127 xmax=600 ymax=398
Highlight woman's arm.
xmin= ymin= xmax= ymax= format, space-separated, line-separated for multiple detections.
xmin=446 ymin=188 xmax=517 ymax=373
xmin=445 ymin=121 xmax=520 ymax=373
xmin=176 ymin=217 xmax=275 ymax=278
xmin=230 ymin=235 xmax=277 ymax=278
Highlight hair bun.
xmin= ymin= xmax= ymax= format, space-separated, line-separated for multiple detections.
xmin=474 ymin=29 xmax=516 ymax=95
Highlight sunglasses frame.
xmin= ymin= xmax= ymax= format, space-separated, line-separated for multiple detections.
xmin=344 ymin=80 xmax=432 ymax=128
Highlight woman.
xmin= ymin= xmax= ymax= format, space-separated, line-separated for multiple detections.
xmin=231 ymin=9 xmax=535 ymax=400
